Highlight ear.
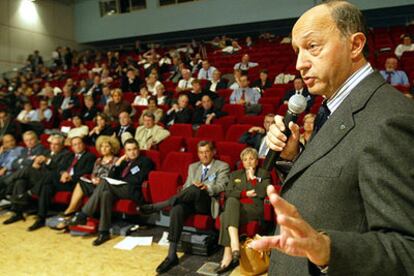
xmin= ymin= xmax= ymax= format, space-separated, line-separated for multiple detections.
xmin=350 ymin=32 xmax=366 ymax=60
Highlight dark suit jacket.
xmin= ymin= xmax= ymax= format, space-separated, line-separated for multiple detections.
xmin=251 ymin=79 xmax=272 ymax=90
xmin=238 ymin=131 xmax=265 ymax=151
xmin=58 ymin=151 xmax=96 ymax=185
xmin=225 ymin=168 xmax=271 ymax=219
xmin=11 ymin=143 xmax=47 ymax=171
xmin=193 ymin=107 xmax=226 ymax=125
xmin=108 ymin=156 xmax=154 ymax=204
xmin=164 ymin=107 xmax=193 ymax=125
xmin=81 ymin=106 xmax=98 ymax=122
xmin=205 ymin=80 xmax=228 ymax=92
xmin=113 ymin=124 xmax=135 ymax=142
xmin=53 ymin=95 xmax=80 ymax=119
xmin=121 ymin=77 xmax=141 ymax=92
xmin=270 ymin=72 xmax=414 ymax=275
xmin=281 ymin=88 xmax=314 ymax=110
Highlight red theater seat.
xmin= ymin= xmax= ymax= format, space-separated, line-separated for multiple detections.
xmin=169 ymin=124 xmax=193 ymax=137
xmin=223 ymin=104 xmax=245 ymax=117
xmin=140 ymin=150 xmax=161 ymax=169
xmin=216 ymin=141 xmax=246 ymax=169
xmin=184 ymin=214 xmax=214 ymax=231
xmin=158 ymin=136 xmax=184 ymax=158
xmin=148 ymin=171 xmax=183 ymax=203
xmin=225 ymin=124 xmax=252 ymax=142
xmin=195 ymin=124 xmax=224 ymax=141
xmin=161 ymin=151 xmax=194 ymax=180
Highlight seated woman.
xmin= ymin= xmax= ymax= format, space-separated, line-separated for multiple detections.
xmin=155 ymin=84 xmax=172 ymax=106
xmin=65 ymin=115 xmax=89 ymax=146
xmin=53 ymin=135 xmax=120 ymax=230
xmin=138 ymin=96 xmax=164 ymax=125
xmin=216 ymin=147 xmax=271 ymax=274
xmin=132 ymin=85 xmax=150 ymax=106
xmin=81 ymin=95 xmax=98 ymax=122
xmin=300 ymin=113 xmax=316 ymax=146
xmin=88 ymin=113 xmax=114 ymax=145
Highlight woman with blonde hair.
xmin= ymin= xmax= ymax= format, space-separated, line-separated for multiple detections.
xmin=300 ymin=113 xmax=316 ymax=146
xmin=52 ymin=135 xmax=120 ymax=230
xmin=216 ymin=147 xmax=271 ymax=274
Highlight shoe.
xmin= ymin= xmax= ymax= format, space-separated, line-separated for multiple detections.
xmin=68 ymin=212 xmax=87 ymax=226
xmin=92 ymin=232 xmax=110 ymax=246
xmin=156 ymin=255 xmax=179 ymax=274
xmin=3 ymin=213 xmax=24 ymax=225
xmin=52 ymin=218 xmax=70 ymax=231
xmin=27 ymin=218 xmax=45 ymax=231
xmin=137 ymin=204 xmax=155 ymax=215
xmin=215 ymin=251 xmax=240 ymax=274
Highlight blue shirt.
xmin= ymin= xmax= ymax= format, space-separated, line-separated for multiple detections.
xmin=230 ymin=88 xmax=261 ymax=104
xmin=0 ymin=146 xmax=24 ymax=175
xmin=379 ymin=70 xmax=409 ymax=86
xmin=197 ymin=66 xmax=217 ymax=81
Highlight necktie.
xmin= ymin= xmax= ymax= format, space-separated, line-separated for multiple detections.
xmin=241 ymin=90 xmax=246 ymax=101
xmin=67 ymin=154 xmax=79 ymax=173
xmin=27 ymin=148 xmax=32 ymax=156
xmin=201 ymin=167 xmax=209 ymax=182
xmin=258 ymin=137 xmax=268 ymax=157
xmin=386 ymin=72 xmax=392 ymax=84
xmin=205 ymin=70 xmax=209 ymax=80
xmin=296 ymin=90 xmax=300 ymax=95
xmin=313 ymin=101 xmax=331 ymax=135
xmin=118 ymin=126 xmax=126 ymax=136
xmin=121 ymin=161 xmax=132 ymax=178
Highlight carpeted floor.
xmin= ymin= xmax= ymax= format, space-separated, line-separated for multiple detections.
xmin=0 ymin=210 xmax=242 ymax=276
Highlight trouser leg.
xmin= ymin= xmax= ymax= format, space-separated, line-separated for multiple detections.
xmin=219 ymin=197 xmax=241 ymax=246
xmin=168 ymin=203 xmax=193 ymax=243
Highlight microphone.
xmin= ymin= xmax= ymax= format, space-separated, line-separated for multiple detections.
xmin=263 ymin=94 xmax=307 ymax=171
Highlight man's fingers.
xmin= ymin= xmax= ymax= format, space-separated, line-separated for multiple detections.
xmin=277 ymin=215 xmax=312 ymax=238
xmin=274 ymin=115 xmax=285 ymax=132
xmin=268 ymin=190 xmax=301 ymax=218
xmin=288 ymin=122 xmax=300 ymax=140
xmin=249 ymin=236 xmax=281 ymax=251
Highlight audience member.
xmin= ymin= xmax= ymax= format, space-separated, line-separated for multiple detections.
xmin=2 ymin=134 xmax=70 ymax=229
xmin=239 ymin=114 xmax=275 ymax=158
xmin=230 ymin=75 xmax=261 ymax=114
xmin=52 ymin=135 xmax=120 ymax=230
xmin=216 ymin=148 xmax=271 ymax=274
xmin=197 ymin=60 xmax=217 ymax=81
xmin=176 ymin=69 xmax=194 ymax=93
xmin=233 ymin=54 xmax=258 ymax=74
xmin=379 ymin=57 xmax=410 ymax=87
xmin=155 ymin=84 xmax=171 ymax=106
xmin=281 ymin=76 xmax=314 ymax=110
xmin=121 ymin=69 xmax=141 ymax=92
xmin=140 ymin=141 xmax=230 ymax=274
xmin=193 ymin=95 xmax=226 ymax=125
xmin=133 ymin=85 xmax=150 ymax=106
xmin=146 ymin=73 xmax=162 ymax=95
xmin=113 ymin=111 xmax=135 ymax=144
xmin=394 ymin=34 xmax=414 ymax=59
xmin=221 ymin=40 xmax=242 ymax=54
xmin=205 ymin=70 xmax=227 ymax=93
xmin=139 ymin=96 xmax=164 ymax=125
xmin=86 ymin=75 xmax=103 ymax=100
xmin=0 ymin=110 xmax=20 ymax=140
xmin=252 ymin=69 xmax=272 ymax=91
xmin=88 ymin=113 xmax=114 ymax=145
xmin=57 ymin=85 xmax=80 ymax=120
xmin=300 ymin=113 xmax=316 ymax=146
xmin=80 ymin=95 xmax=98 ymax=122
xmin=104 ymin=89 xmax=132 ymax=121
xmin=65 ymin=115 xmax=89 ymax=145
xmin=122 ymin=112 xmax=170 ymax=150
xmin=228 ymin=69 xmax=243 ymax=90
xmin=164 ymin=94 xmax=193 ymax=126
xmin=70 ymin=138 xmax=154 ymax=246
xmin=0 ymin=135 xmax=23 ymax=179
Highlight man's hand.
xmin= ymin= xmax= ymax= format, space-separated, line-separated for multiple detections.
xmin=265 ymin=115 xmax=300 ymax=161
xmin=60 ymin=172 xmax=71 ymax=183
xmin=246 ymin=189 xmax=257 ymax=198
xmin=116 ymin=154 xmax=128 ymax=166
xmin=250 ymin=185 xmax=331 ymax=267
xmin=0 ymin=167 xmax=7 ymax=176
xmin=192 ymin=181 xmax=207 ymax=190
xmin=248 ymin=126 xmax=265 ymax=134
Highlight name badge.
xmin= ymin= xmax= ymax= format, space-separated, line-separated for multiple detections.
xmin=207 ymin=173 xmax=216 ymax=182
xmin=256 ymin=177 xmax=262 ymax=183
xmin=130 ymin=166 xmax=140 ymax=175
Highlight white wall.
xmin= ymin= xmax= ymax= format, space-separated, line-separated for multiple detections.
xmin=74 ymin=0 xmax=414 ymax=44
xmin=0 ymin=0 xmax=79 ymax=74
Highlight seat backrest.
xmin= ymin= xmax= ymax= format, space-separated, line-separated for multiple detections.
xmin=169 ymin=124 xmax=193 ymax=137
xmin=225 ymin=124 xmax=252 ymax=142
xmin=148 ymin=171 xmax=182 ymax=203
xmin=223 ymin=104 xmax=245 ymax=117
xmin=216 ymin=141 xmax=246 ymax=169
xmin=195 ymin=124 xmax=224 ymax=141
xmin=161 ymin=151 xmax=194 ymax=180
xmin=158 ymin=136 xmax=184 ymax=159
xmin=140 ymin=150 xmax=161 ymax=170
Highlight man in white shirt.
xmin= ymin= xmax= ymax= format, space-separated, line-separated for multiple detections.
xmin=394 ymin=35 xmax=414 ymax=59
xmin=176 ymin=69 xmax=194 ymax=93
xmin=233 ymin=54 xmax=259 ymax=73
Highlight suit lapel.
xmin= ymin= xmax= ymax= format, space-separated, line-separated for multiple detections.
xmin=284 ymin=71 xmax=386 ymax=186
xmin=193 ymin=162 xmax=202 ymax=182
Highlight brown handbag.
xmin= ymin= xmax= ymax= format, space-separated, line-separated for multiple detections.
xmin=240 ymin=235 xmax=270 ymax=276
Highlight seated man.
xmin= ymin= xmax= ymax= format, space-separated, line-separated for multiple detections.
xmin=164 ymin=94 xmax=193 ymax=126
xmin=176 ymin=69 xmax=194 ymax=93
xmin=252 ymin=69 xmax=273 ymax=91
xmin=197 ymin=60 xmax=217 ymax=81
xmin=239 ymin=113 xmax=275 ymax=158
xmin=2 ymin=135 xmax=70 ymax=229
xmin=122 ymin=112 xmax=170 ymax=150
xmin=205 ymin=70 xmax=228 ymax=93
xmin=394 ymin=34 xmax=414 ymax=59
xmin=193 ymin=95 xmax=226 ymax=126
xmin=379 ymin=57 xmax=410 ymax=88
xmin=281 ymin=76 xmax=314 ymax=111
xmin=0 ymin=110 xmax=21 ymax=141
xmin=0 ymin=134 xmax=23 ymax=200
xmin=140 ymin=141 xmax=230 ymax=274
xmin=70 ymin=138 xmax=154 ymax=246
xmin=114 ymin=111 xmax=135 ymax=143
xmin=104 ymin=89 xmax=132 ymax=121
xmin=233 ymin=54 xmax=258 ymax=74
xmin=0 ymin=131 xmax=47 ymax=199
xmin=230 ymin=75 xmax=261 ymax=115
xmin=57 ymin=85 xmax=80 ymax=120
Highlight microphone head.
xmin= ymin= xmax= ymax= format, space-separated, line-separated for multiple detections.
xmin=288 ymin=94 xmax=307 ymax=115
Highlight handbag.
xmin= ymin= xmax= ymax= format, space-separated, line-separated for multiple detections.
xmin=240 ymin=235 xmax=270 ymax=276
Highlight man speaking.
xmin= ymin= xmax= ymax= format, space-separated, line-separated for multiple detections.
xmin=251 ymin=1 xmax=414 ymax=275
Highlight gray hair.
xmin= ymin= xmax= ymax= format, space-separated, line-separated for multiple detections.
xmin=322 ymin=0 xmax=369 ymax=58
xmin=240 ymin=147 xmax=259 ymax=160
xmin=197 ymin=140 xmax=215 ymax=151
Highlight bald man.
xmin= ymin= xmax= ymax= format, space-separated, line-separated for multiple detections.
xmin=251 ymin=1 xmax=414 ymax=275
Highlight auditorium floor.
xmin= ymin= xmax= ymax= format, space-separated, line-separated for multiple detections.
xmin=0 ymin=210 xmax=242 ymax=276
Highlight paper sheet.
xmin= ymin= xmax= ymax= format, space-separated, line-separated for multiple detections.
xmin=114 ymin=236 xmax=153 ymax=250
xmin=103 ymin=177 xmax=128 ymax=186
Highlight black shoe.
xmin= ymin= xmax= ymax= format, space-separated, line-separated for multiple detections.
xmin=69 ymin=212 xmax=87 ymax=226
xmin=138 ymin=204 xmax=155 ymax=215
xmin=27 ymin=218 xmax=45 ymax=231
xmin=93 ymin=232 xmax=111 ymax=246
xmin=156 ymin=255 xmax=179 ymax=274
xmin=231 ymin=250 xmax=240 ymax=265
xmin=215 ymin=251 xmax=240 ymax=274
xmin=3 ymin=213 xmax=24 ymax=225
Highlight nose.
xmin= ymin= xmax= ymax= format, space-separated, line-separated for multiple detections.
xmin=296 ymin=50 xmax=311 ymax=73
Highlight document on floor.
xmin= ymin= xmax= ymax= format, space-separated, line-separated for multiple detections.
xmin=114 ymin=236 xmax=153 ymax=250
xmin=103 ymin=177 xmax=128 ymax=186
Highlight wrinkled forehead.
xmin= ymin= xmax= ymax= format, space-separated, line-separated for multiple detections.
xmin=292 ymin=6 xmax=337 ymax=46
